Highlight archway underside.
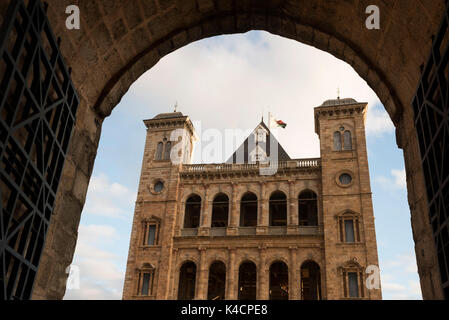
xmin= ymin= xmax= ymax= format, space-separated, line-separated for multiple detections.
xmin=25 ymin=0 xmax=445 ymax=299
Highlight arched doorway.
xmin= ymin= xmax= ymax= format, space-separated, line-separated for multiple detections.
xmin=238 ymin=261 xmax=257 ymax=300
xmin=207 ymin=261 xmax=226 ymax=300
xmin=178 ymin=261 xmax=197 ymax=300
xmin=269 ymin=261 xmax=289 ymax=300
xmin=301 ymin=261 xmax=322 ymax=300
xmin=269 ymin=191 xmax=287 ymax=226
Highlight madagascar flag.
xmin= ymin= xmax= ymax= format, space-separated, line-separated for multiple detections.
xmin=276 ymin=120 xmax=287 ymax=129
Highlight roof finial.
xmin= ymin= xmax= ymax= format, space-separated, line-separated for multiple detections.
xmin=174 ymin=101 xmax=178 ymax=112
xmin=337 ymin=87 xmax=341 ymax=100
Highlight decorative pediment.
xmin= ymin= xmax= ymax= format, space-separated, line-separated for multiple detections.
xmin=226 ymin=121 xmax=291 ymax=164
xmin=142 ymin=215 xmax=162 ymax=223
xmin=335 ymin=209 xmax=360 ymax=218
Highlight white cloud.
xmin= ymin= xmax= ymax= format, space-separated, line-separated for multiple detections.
xmin=126 ymin=31 xmax=392 ymax=162
xmin=381 ymin=279 xmax=421 ymax=300
xmin=380 ymin=252 xmax=422 ymax=300
xmin=82 ymin=174 xmax=137 ymax=219
xmin=375 ymin=168 xmax=407 ymax=190
xmin=64 ymin=224 xmax=125 ymax=300
xmin=382 ymin=253 xmax=418 ymax=274
xmin=366 ymin=104 xmax=395 ymax=136
xmin=392 ymin=169 xmax=407 ymax=189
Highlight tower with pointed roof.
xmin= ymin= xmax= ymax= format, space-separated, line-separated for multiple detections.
xmin=123 ymin=100 xmax=382 ymax=300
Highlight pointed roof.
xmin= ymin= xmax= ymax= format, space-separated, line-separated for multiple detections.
xmin=226 ymin=121 xmax=291 ymax=164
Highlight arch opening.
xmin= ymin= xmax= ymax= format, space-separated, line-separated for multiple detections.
xmin=269 ymin=261 xmax=289 ymax=300
xmin=240 ymin=192 xmax=258 ymax=227
xmin=211 ymin=193 xmax=229 ymax=228
xmin=178 ymin=261 xmax=197 ymax=300
xmin=184 ymin=194 xmax=201 ymax=229
xmin=207 ymin=261 xmax=226 ymax=300
xmin=48 ymin=3 xmax=438 ymax=298
xmin=238 ymin=261 xmax=257 ymax=300
xmin=298 ymin=190 xmax=318 ymax=226
xmin=301 ymin=261 xmax=321 ymax=300
xmin=269 ymin=191 xmax=287 ymax=226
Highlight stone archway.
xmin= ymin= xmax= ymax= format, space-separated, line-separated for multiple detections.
xmin=15 ymin=0 xmax=444 ymax=299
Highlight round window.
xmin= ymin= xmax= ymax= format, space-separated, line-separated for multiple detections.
xmin=339 ymin=173 xmax=352 ymax=185
xmin=154 ymin=181 xmax=164 ymax=193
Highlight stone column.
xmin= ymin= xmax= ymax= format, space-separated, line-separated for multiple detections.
xmin=227 ymin=183 xmax=238 ymax=236
xmin=289 ymin=247 xmax=299 ymax=300
xmin=174 ymin=185 xmax=184 ymax=236
xmin=257 ymin=182 xmax=268 ymax=235
xmin=199 ymin=184 xmax=210 ymax=236
xmin=258 ymin=246 xmax=269 ymax=300
xmin=226 ymin=248 xmax=237 ymax=299
xmin=195 ymin=247 xmax=208 ymax=300
xmin=287 ymin=180 xmax=298 ymax=234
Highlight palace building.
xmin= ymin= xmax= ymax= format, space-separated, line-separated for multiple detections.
xmin=122 ymin=98 xmax=382 ymax=300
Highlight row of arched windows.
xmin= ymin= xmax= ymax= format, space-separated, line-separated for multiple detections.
xmin=155 ymin=139 xmax=172 ymax=161
xmin=178 ymin=260 xmax=321 ymax=300
xmin=183 ymin=190 xmax=319 ymax=229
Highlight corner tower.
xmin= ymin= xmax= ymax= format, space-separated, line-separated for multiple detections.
xmin=314 ymin=98 xmax=382 ymax=299
xmin=122 ymin=111 xmax=197 ymax=300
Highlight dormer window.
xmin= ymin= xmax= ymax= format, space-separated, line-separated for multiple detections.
xmin=255 ymin=128 xmax=267 ymax=143
xmin=249 ymin=145 xmax=267 ymax=163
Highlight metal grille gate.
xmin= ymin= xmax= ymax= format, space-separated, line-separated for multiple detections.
xmin=0 ymin=0 xmax=78 ymax=299
xmin=412 ymin=1 xmax=449 ymax=299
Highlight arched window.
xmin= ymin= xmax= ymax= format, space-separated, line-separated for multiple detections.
xmin=240 ymin=192 xmax=258 ymax=227
xmin=207 ymin=261 xmax=226 ymax=300
xmin=298 ymin=190 xmax=318 ymax=226
xmin=238 ymin=261 xmax=257 ymax=300
xmin=334 ymin=131 xmax=342 ymax=151
xmin=269 ymin=261 xmax=289 ymax=300
xmin=184 ymin=195 xmax=201 ymax=228
xmin=211 ymin=193 xmax=229 ymax=228
xmin=164 ymin=141 xmax=172 ymax=160
xmin=178 ymin=261 xmax=197 ymax=300
xmin=301 ymin=261 xmax=321 ymax=300
xmin=155 ymin=142 xmax=163 ymax=160
xmin=343 ymin=130 xmax=352 ymax=150
xmin=269 ymin=191 xmax=287 ymax=226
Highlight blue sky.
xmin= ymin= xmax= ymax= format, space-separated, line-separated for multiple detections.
xmin=63 ymin=31 xmax=421 ymax=300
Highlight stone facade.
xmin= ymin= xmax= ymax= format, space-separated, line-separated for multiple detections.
xmin=122 ymin=98 xmax=382 ymax=300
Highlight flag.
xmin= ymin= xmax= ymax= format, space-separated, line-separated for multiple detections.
xmin=276 ymin=120 xmax=287 ymax=129
xmin=268 ymin=113 xmax=287 ymax=129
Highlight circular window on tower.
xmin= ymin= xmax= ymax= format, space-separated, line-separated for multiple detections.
xmin=154 ymin=181 xmax=164 ymax=193
xmin=149 ymin=179 xmax=165 ymax=194
xmin=335 ymin=171 xmax=354 ymax=188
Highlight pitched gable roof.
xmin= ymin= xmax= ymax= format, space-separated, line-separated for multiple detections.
xmin=226 ymin=121 xmax=291 ymax=164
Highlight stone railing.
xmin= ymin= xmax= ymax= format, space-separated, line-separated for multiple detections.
xmin=238 ymin=227 xmax=257 ymax=236
xmin=181 ymin=159 xmax=320 ymax=174
xmin=181 ymin=228 xmax=198 ymax=237
xmin=268 ymin=226 xmax=287 ymax=235
xmin=178 ymin=226 xmax=321 ymax=237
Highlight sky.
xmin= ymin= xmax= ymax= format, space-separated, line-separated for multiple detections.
xmin=63 ymin=31 xmax=421 ymax=300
